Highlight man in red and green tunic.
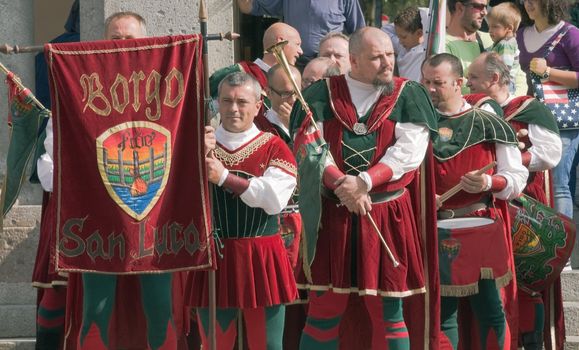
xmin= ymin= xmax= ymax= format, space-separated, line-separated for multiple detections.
xmin=467 ymin=52 xmax=564 ymax=350
xmin=186 ymin=72 xmax=298 ymax=350
xmin=291 ymin=27 xmax=439 ymax=350
xmin=422 ymin=53 xmax=529 ymax=350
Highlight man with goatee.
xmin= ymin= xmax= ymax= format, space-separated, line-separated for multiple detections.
xmin=291 ymin=26 xmax=438 ymax=350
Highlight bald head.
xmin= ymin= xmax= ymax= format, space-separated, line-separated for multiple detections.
xmin=302 ymin=57 xmax=340 ymax=89
xmin=348 ymin=27 xmax=395 ymax=88
xmin=262 ymin=23 xmax=303 ymax=65
xmin=349 ymin=27 xmax=391 ymax=55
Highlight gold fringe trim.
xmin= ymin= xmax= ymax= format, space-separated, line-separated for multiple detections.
xmin=441 ymin=282 xmax=480 ymax=297
xmin=480 ymin=267 xmax=494 ymax=279
xmin=269 ymin=158 xmax=297 ymax=177
xmin=296 ymin=283 xmax=426 ymax=298
xmin=47 ymin=36 xmax=200 ymax=55
xmin=441 ymin=270 xmax=513 ymax=297
xmin=214 ymin=133 xmax=273 ymax=166
xmin=494 ymin=270 xmax=513 ymax=290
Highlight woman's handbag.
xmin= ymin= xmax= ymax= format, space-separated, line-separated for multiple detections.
xmin=531 ymin=25 xmax=579 ymax=130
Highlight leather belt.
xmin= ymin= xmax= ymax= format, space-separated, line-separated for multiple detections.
xmin=321 ymin=187 xmax=405 ymax=204
xmin=437 ymin=201 xmax=489 ymax=220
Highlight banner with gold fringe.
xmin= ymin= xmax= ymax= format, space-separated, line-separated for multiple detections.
xmin=46 ymin=35 xmax=214 ymax=273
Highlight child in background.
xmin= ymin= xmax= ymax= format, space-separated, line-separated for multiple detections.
xmin=382 ymin=6 xmax=428 ymax=82
xmin=487 ymin=2 xmax=522 ymax=94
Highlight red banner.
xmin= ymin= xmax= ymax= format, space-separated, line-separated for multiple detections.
xmin=46 ymin=35 xmax=214 ymax=273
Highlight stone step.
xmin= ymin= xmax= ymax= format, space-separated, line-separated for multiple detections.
xmin=565 ymin=301 xmax=579 ymax=337
xmin=2 ymin=205 xmax=41 ymax=229
xmin=567 ymin=336 xmax=579 ymax=350
xmin=0 ymin=305 xmax=35 ymax=338
xmin=562 ymin=270 xmax=579 ymax=302
xmin=0 ymin=339 xmax=35 ymax=350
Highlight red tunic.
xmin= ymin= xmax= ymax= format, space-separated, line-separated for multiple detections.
xmin=186 ymin=132 xmax=298 ymax=308
xmin=303 ymin=78 xmax=427 ymax=296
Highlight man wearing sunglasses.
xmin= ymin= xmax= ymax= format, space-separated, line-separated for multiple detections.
xmin=446 ymin=0 xmax=528 ymax=95
xmin=446 ymin=0 xmax=492 ymax=94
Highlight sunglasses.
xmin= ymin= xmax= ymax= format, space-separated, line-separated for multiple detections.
xmin=269 ymin=86 xmax=296 ymax=99
xmin=463 ymin=2 xmax=488 ymax=11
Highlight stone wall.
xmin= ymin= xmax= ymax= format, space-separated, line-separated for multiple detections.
xmin=80 ymin=0 xmax=234 ymax=73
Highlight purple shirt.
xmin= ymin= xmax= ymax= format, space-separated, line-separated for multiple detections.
xmin=250 ymin=0 xmax=365 ymax=59
xmin=517 ymin=22 xmax=579 ymax=88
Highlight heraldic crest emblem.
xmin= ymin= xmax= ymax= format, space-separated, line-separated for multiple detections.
xmin=97 ymin=121 xmax=171 ymax=221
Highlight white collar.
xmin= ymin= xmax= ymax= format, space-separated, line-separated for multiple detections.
xmin=265 ymin=109 xmax=290 ymax=137
xmin=253 ymin=58 xmax=271 ymax=73
xmin=216 ymin=123 xmax=261 ymax=150
xmin=436 ymin=99 xmax=472 ymax=116
xmin=345 ymin=72 xmax=378 ymax=92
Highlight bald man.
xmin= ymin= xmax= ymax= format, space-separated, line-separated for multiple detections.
xmin=302 ymin=56 xmax=340 ymax=89
xmin=290 ymin=27 xmax=438 ymax=349
xmin=209 ymin=22 xmax=302 ymax=100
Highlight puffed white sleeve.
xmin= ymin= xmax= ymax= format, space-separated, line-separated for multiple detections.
xmin=526 ymin=124 xmax=562 ymax=172
xmin=358 ymin=122 xmax=429 ymax=191
xmin=493 ymin=143 xmax=529 ymax=200
xmin=37 ymin=118 xmax=54 ymax=192
xmin=240 ymin=167 xmax=297 ymax=215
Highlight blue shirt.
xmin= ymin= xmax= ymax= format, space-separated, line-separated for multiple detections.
xmin=250 ymin=0 xmax=365 ymax=59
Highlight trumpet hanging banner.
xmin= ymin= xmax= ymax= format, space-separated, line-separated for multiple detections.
xmin=46 ymin=34 xmax=214 ymax=273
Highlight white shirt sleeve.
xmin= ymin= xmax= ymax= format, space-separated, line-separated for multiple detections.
xmin=526 ymin=124 xmax=562 ymax=172
xmin=481 ymin=103 xmax=497 ymax=114
xmin=240 ymin=167 xmax=297 ymax=215
xmin=493 ymin=143 xmax=529 ymax=200
xmin=37 ymin=118 xmax=54 ymax=192
xmin=358 ymin=122 xmax=429 ymax=191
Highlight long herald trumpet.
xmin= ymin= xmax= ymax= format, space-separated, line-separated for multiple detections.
xmin=265 ymin=40 xmax=319 ymax=131
xmin=266 ymin=41 xmax=400 ymax=267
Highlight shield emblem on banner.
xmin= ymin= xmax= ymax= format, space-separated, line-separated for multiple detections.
xmin=96 ymin=121 xmax=172 ymax=221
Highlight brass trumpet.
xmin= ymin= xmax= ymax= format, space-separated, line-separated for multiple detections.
xmin=265 ymin=40 xmax=316 ymax=127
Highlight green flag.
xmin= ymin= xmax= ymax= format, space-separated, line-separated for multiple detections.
xmin=293 ymin=111 xmax=329 ymax=273
xmin=2 ymin=72 xmax=49 ymax=217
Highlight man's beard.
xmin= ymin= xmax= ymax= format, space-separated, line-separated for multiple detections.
xmin=373 ymin=79 xmax=395 ymax=96
xmin=464 ymin=18 xmax=482 ymax=33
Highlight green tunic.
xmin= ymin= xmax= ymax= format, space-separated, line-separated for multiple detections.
xmin=290 ymin=79 xmax=438 ymax=136
xmin=433 ymin=107 xmax=518 ymax=161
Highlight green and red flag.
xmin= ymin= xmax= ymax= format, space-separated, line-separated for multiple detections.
xmin=292 ymin=111 xmax=329 ymax=277
xmin=46 ymin=35 xmax=214 ymax=274
xmin=1 ymin=72 xmax=49 ymax=218
xmin=425 ymin=0 xmax=447 ymax=56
